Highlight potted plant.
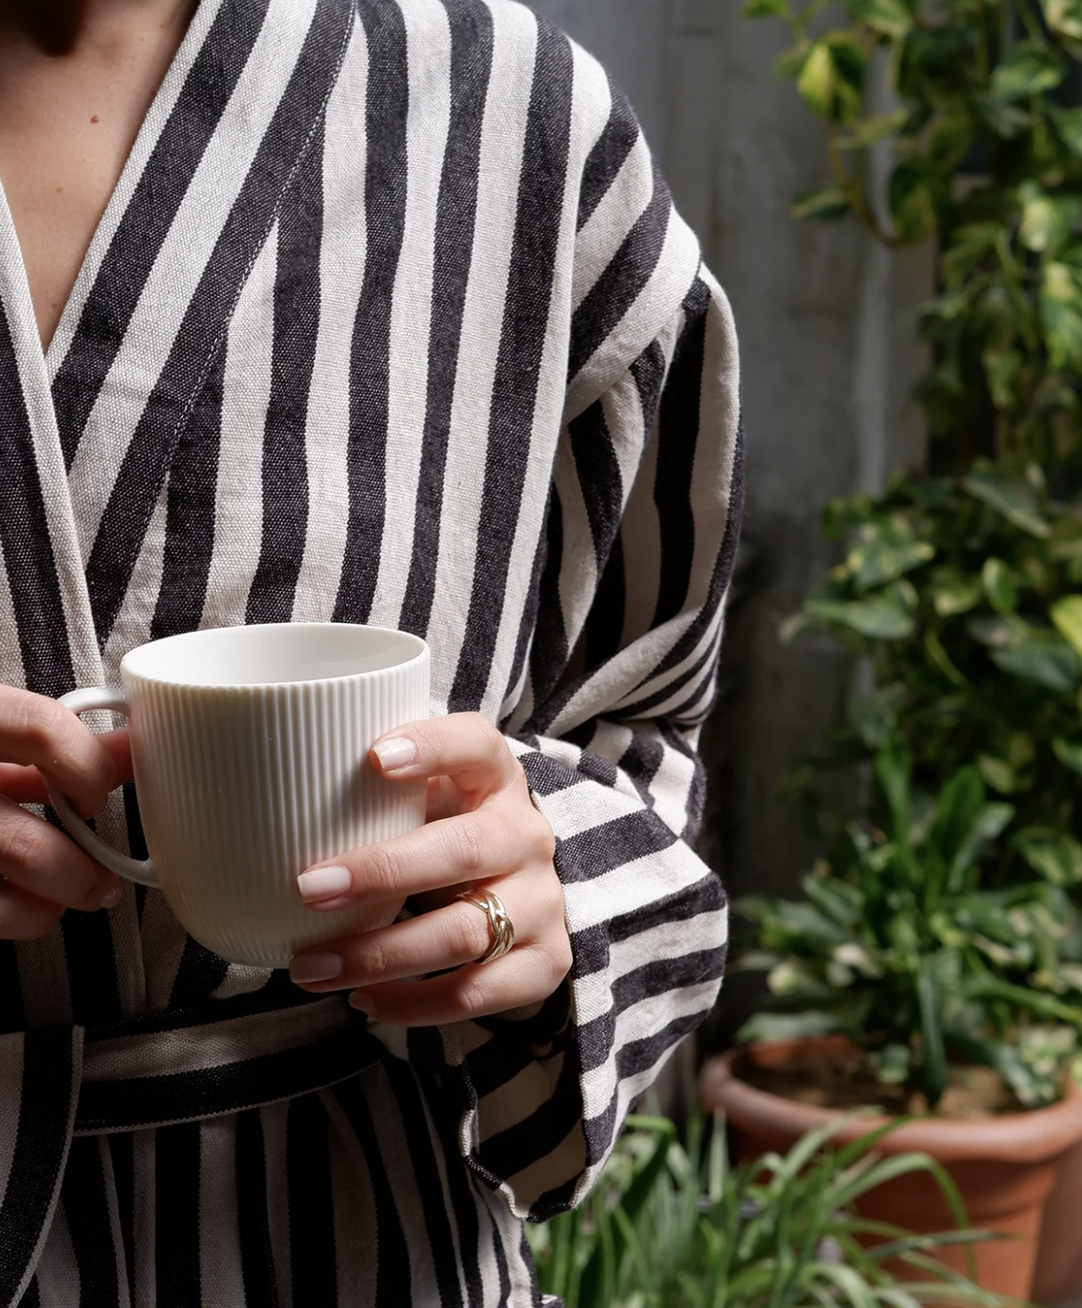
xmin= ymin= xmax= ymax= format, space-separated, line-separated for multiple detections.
xmin=735 ymin=0 xmax=1082 ymax=1295
xmin=529 ymin=1111 xmax=1007 ymax=1308
xmin=702 ymin=740 xmax=1082 ymax=1299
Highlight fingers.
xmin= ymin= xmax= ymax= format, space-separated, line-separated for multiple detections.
xmin=296 ymin=796 xmax=554 ymax=908
xmin=348 ymin=944 xmax=571 ymax=1026
xmin=0 ymin=793 xmax=120 ymax=912
xmin=370 ymin=713 xmax=520 ymax=799
xmin=292 ymin=859 xmax=571 ymax=1025
xmin=0 ymin=690 xmax=119 ymax=817
xmin=0 ymin=730 xmax=132 ymax=809
xmin=290 ymin=876 xmax=543 ymax=990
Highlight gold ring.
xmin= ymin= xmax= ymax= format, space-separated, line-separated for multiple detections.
xmin=456 ymin=889 xmax=515 ymax=965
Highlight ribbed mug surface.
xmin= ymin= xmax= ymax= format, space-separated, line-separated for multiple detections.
xmin=124 ymin=625 xmax=429 ymax=968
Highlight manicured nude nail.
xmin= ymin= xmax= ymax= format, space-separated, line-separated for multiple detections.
xmin=98 ymin=884 xmax=122 ymax=911
xmin=372 ymin=737 xmax=416 ymax=772
xmin=290 ymin=953 xmax=344 ymax=985
xmin=297 ymin=865 xmax=352 ymax=903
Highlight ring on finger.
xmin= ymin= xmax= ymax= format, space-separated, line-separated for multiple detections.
xmin=456 ymin=888 xmax=515 ymax=965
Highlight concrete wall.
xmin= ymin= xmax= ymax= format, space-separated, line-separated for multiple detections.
xmin=530 ymin=0 xmax=930 ymax=1046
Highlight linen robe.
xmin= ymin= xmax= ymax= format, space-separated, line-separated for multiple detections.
xmin=0 ymin=0 xmax=743 ymax=1302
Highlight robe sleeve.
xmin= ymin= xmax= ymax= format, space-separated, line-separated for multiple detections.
xmin=395 ymin=74 xmax=742 ymax=1222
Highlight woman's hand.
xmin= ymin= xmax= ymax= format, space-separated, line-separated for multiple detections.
xmin=289 ymin=713 xmax=571 ymax=1026
xmin=0 ymin=685 xmax=131 ymax=938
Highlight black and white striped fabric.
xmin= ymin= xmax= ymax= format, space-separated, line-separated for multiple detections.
xmin=0 ymin=0 xmax=743 ymax=1302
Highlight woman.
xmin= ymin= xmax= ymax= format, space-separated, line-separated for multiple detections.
xmin=0 ymin=0 xmax=742 ymax=1303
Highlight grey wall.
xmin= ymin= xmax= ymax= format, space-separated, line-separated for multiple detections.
xmin=529 ymin=0 xmax=930 ymax=1046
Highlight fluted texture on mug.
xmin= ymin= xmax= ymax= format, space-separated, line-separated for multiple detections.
xmin=128 ymin=657 xmax=429 ymax=967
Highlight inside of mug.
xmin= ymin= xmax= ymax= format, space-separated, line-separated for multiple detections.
xmin=122 ymin=623 xmax=426 ymax=687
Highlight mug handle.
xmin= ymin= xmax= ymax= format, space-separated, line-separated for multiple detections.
xmin=43 ymin=688 xmax=160 ymax=890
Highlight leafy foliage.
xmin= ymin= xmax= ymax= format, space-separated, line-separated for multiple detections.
xmin=785 ymin=462 xmax=1082 ymax=881
xmin=529 ymin=1114 xmax=1004 ymax=1308
xmin=745 ymin=0 xmax=1082 ymax=467
xmin=738 ymin=740 xmax=1082 ymax=1108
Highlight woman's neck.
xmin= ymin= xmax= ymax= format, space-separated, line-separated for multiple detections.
xmin=0 ymin=0 xmax=193 ymax=57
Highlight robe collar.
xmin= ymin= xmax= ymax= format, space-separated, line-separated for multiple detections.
xmin=0 ymin=0 xmax=355 ymax=692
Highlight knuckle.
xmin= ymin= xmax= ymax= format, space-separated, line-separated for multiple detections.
xmin=13 ymin=694 xmax=66 ymax=756
xmin=450 ymin=909 xmax=487 ymax=962
xmin=528 ymin=810 xmax=556 ymax=862
xmin=359 ymin=934 xmax=392 ymax=982
xmin=413 ymin=719 xmax=449 ymax=760
xmin=474 ymin=713 xmax=502 ymax=747
xmin=549 ymin=937 xmax=573 ymax=982
xmin=543 ymin=871 xmax=567 ymax=918
xmin=475 ymin=715 xmax=508 ymax=763
xmin=451 ymin=816 xmax=488 ymax=878
xmin=363 ymin=845 xmax=403 ymax=900
xmin=452 ymin=975 xmax=489 ymax=1021
xmin=0 ymin=813 xmax=52 ymax=874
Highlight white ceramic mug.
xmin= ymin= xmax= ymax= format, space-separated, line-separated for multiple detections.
xmin=46 ymin=623 xmax=430 ymax=969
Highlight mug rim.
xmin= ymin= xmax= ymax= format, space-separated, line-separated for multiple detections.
xmin=120 ymin=622 xmax=429 ymax=690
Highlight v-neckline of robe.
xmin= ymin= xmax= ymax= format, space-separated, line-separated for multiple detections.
xmin=0 ymin=0 xmax=356 ymax=662
xmin=0 ymin=0 xmax=228 ymax=384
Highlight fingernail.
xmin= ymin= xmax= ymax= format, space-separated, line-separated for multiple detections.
xmin=297 ymin=865 xmax=352 ymax=903
xmin=99 ymin=884 xmax=122 ymax=911
xmin=372 ymin=737 xmax=416 ymax=772
xmin=290 ymin=953 xmax=344 ymax=985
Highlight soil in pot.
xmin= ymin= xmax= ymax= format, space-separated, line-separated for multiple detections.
xmin=741 ymin=1040 xmax=1023 ymax=1119
xmin=701 ymin=1038 xmax=1082 ymax=1303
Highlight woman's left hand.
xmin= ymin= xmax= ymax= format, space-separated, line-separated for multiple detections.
xmin=288 ymin=712 xmax=571 ymax=1026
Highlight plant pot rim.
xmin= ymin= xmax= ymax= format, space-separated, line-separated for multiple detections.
xmin=701 ymin=1037 xmax=1082 ymax=1164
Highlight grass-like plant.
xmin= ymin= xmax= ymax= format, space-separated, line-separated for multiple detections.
xmin=528 ymin=1114 xmax=1004 ymax=1308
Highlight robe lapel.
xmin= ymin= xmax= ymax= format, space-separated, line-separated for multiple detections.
xmin=0 ymin=203 xmax=103 ymax=700
xmin=54 ymin=0 xmax=355 ymax=651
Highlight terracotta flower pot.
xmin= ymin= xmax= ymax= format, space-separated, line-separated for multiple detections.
xmin=701 ymin=1040 xmax=1082 ymax=1302
xmin=1033 ymin=1138 xmax=1082 ymax=1305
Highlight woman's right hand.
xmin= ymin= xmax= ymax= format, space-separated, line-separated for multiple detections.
xmin=0 ymin=685 xmax=132 ymax=939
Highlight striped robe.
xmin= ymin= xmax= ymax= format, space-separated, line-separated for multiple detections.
xmin=0 ymin=0 xmax=743 ymax=1302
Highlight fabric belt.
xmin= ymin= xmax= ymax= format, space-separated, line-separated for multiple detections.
xmin=0 ymin=992 xmax=384 ymax=1306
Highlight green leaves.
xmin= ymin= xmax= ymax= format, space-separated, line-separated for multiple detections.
xmin=1042 ymin=259 xmax=1082 ymax=371
xmin=917 ymin=957 xmax=949 ymax=1104
xmin=1016 ymin=827 xmax=1082 ymax=886
xmin=790 ymin=185 xmax=850 ymax=222
xmin=889 ymin=161 xmax=944 ymax=243
xmin=737 ymin=736 xmax=1080 ymax=1108
xmin=982 ymin=557 xmax=1016 ymax=613
xmin=838 ymin=108 xmax=909 ymax=151
xmin=1044 ymin=0 xmax=1082 ymax=55
xmin=745 ymin=0 xmax=1082 ymax=1126
xmin=1052 ymin=594 xmax=1082 ymax=656
xmin=991 ymin=637 xmax=1080 ymax=692
xmin=1019 ymin=184 xmax=1082 ymax=256
xmin=797 ymin=38 xmax=866 ymax=124
xmin=803 ymin=594 xmax=914 ymax=640
xmin=530 ymin=1113 xmax=997 ymax=1308
xmin=741 ymin=0 xmax=791 ymax=14
xmin=846 ymin=514 xmax=936 ymax=588
xmin=849 ymin=0 xmax=913 ymax=39
xmin=990 ymin=41 xmax=1066 ymax=102
xmin=962 ymin=471 xmax=1051 ymax=537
